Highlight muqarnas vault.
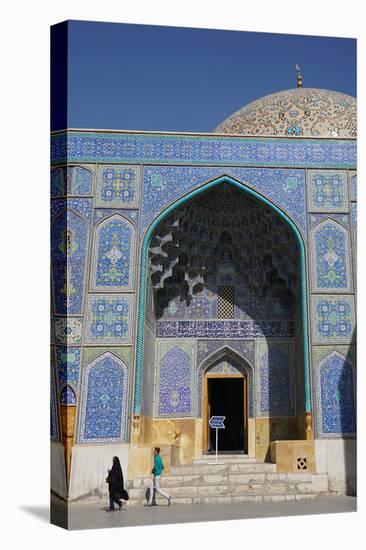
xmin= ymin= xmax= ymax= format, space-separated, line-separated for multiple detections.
xmin=50 ymin=27 xmax=357 ymax=529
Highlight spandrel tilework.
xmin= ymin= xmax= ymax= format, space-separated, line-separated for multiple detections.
xmin=318 ymin=351 xmax=356 ymax=436
xmin=141 ymin=166 xmax=306 ymax=233
xmin=85 ymin=294 xmax=133 ymax=344
xmin=91 ymin=215 xmax=135 ymax=290
xmin=79 ymin=352 xmax=128 ymax=443
xmin=51 ymin=198 xmax=93 ymax=223
xmin=312 ymin=221 xmax=351 ymax=291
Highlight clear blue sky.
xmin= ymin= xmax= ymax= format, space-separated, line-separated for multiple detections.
xmin=65 ymin=20 xmax=356 ymax=132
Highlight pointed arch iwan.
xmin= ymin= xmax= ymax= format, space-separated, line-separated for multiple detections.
xmin=134 ymin=175 xmax=311 ymax=415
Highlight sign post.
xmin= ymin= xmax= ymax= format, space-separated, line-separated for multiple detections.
xmin=209 ymin=416 xmax=226 ymax=464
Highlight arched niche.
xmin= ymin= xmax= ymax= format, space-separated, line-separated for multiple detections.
xmin=91 ymin=213 xmax=135 ymax=291
xmin=77 ymin=352 xmax=129 ymax=444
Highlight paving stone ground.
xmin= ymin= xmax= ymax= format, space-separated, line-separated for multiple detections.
xmin=51 ymin=494 xmax=357 ymax=531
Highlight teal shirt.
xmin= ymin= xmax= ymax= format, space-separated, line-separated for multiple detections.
xmin=154 ymin=454 xmax=164 ymax=476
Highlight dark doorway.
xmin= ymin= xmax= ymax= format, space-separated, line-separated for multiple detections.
xmin=208 ymin=377 xmax=245 ymax=452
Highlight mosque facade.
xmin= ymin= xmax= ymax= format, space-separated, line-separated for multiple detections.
xmin=50 ymin=86 xmax=357 ymax=504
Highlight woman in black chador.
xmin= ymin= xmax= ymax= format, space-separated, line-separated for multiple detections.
xmin=106 ymin=456 xmax=126 ymax=511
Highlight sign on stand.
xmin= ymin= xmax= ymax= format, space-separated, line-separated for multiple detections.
xmin=209 ymin=416 xmax=226 ymax=464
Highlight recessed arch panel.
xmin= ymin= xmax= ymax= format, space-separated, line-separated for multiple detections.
xmin=134 ymin=175 xmax=311 ymax=416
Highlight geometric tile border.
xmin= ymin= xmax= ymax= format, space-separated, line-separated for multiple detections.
xmin=51 ymin=132 xmax=357 ymax=169
xmin=311 ymin=295 xmax=356 ymax=344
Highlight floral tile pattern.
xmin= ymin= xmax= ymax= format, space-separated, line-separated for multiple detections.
xmin=55 ymin=346 xmax=81 ymax=390
xmin=312 ymin=295 xmax=355 ymax=344
xmin=312 ymin=220 xmax=351 ymax=291
xmin=257 ymin=341 xmax=294 ymax=417
xmin=85 ymin=294 xmax=133 ymax=344
xmin=51 ymin=132 xmax=357 ymax=168
xmin=51 ymin=208 xmax=90 ymax=315
xmin=53 ymin=317 xmax=83 ymax=345
xmin=91 ymin=214 xmax=135 ymax=291
xmin=78 ymin=352 xmax=128 ymax=443
xmin=51 ymin=165 xmax=94 ymax=197
xmin=316 ymin=350 xmax=356 ymax=436
xmin=96 ymin=165 xmax=140 ymax=207
xmin=157 ymin=345 xmax=192 ymax=416
xmin=141 ymin=166 xmax=306 ymax=233
xmin=308 ymin=171 xmax=348 ymax=212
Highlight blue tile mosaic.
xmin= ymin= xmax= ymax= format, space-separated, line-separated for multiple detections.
xmin=350 ymin=175 xmax=357 ymax=202
xmin=91 ymin=215 xmax=134 ymax=290
xmin=53 ymin=317 xmax=83 ymax=345
xmin=85 ymin=295 xmax=133 ymax=344
xmin=51 ymin=209 xmax=89 ymax=315
xmin=319 ymin=351 xmax=356 ymax=435
xmin=158 ymin=346 xmax=192 ymax=416
xmin=51 ymin=166 xmax=93 ymax=197
xmin=157 ymin=320 xmax=294 ymax=338
xmin=308 ymin=171 xmax=348 ymax=212
xmin=141 ymin=166 xmax=307 ymax=233
xmin=50 ymin=362 xmax=59 ymax=441
xmin=312 ymin=296 xmax=355 ymax=343
xmin=196 ymin=343 xmax=255 ymax=417
xmin=351 ymin=203 xmax=357 ymax=232
xmin=96 ymin=165 xmax=140 ymax=207
xmin=197 ymin=339 xmax=255 ymax=368
xmin=313 ymin=221 xmax=350 ymax=291
xmin=51 ymin=132 xmax=357 ymax=169
xmin=258 ymin=344 xmax=293 ymax=416
xmin=309 ymin=213 xmax=349 ymax=230
xmin=79 ymin=352 xmax=128 ymax=443
xmin=55 ymin=346 xmax=81 ymax=389
xmin=93 ymin=208 xmax=139 ymax=226
xmin=51 ymin=198 xmax=93 ymax=223
xmin=60 ymin=384 xmax=77 ymax=406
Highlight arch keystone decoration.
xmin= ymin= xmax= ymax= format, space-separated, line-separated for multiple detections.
xmin=134 ymin=175 xmax=312 ymax=418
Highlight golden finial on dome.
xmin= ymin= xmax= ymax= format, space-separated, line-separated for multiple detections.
xmin=296 ymin=64 xmax=303 ymax=88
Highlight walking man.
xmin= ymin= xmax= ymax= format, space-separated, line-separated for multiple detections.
xmin=146 ymin=447 xmax=171 ymax=506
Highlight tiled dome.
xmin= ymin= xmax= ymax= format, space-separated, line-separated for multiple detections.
xmin=214 ymin=88 xmax=356 ymax=138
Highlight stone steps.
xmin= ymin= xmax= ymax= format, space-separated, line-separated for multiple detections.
xmin=169 ymin=462 xmax=277 ymax=475
xmin=126 ymin=462 xmax=316 ymax=507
